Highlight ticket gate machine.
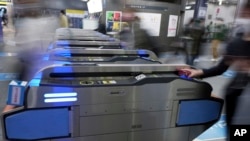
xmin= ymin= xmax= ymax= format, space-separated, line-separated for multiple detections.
xmin=48 ymin=43 xmax=121 ymax=51
xmin=52 ymin=29 xmax=121 ymax=50
xmin=55 ymin=29 xmax=114 ymax=41
xmin=55 ymin=28 xmax=115 ymax=44
xmin=46 ymin=49 xmax=160 ymax=63
xmin=55 ymin=28 xmax=109 ymax=38
xmin=55 ymin=36 xmax=116 ymax=41
xmin=1 ymin=64 xmax=224 ymax=141
xmin=28 ymin=49 xmax=160 ymax=82
xmin=53 ymin=40 xmax=121 ymax=49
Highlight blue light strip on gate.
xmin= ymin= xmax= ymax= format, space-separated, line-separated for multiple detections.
xmin=137 ymin=49 xmax=147 ymax=55
xmin=53 ymin=63 xmax=73 ymax=73
xmin=44 ymin=92 xmax=78 ymax=103
xmin=44 ymin=92 xmax=77 ymax=98
xmin=47 ymin=43 xmax=54 ymax=50
xmin=28 ymin=79 xmax=41 ymax=86
xmin=43 ymin=54 xmax=49 ymax=61
xmin=33 ymin=72 xmax=42 ymax=79
xmin=58 ymin=53 xmax=71 ymax=57
xmin=56 ymin=40 xmax=70 ymax=46
xmin=54 ymin=49 xmax=72 ymax=57
xmin=44 ymin=97 xmax=77 ymax=103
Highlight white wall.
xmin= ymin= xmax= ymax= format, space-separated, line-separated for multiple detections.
xmin=205 ymin=3 xmax=237 ymax=26
xmin=183 ymin=10 xmax=194 ymax=25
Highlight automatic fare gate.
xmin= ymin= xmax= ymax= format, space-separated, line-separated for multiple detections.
xmin=55 ymin=28 xmax=107 ymax=38
xmin=55 ymin=36 xmax=117 ymax=41
xmin=52 ymin=28 xmax=121 ymax=49
xmin=52 ymin=40 xmax=122 ymax=50
xmin=45 ymin=48 xmax=160 ymax=64
xmin=54 ymin=30 xmax=118 ymax=43
xmin=1 ymin=64 xmax=224 ymax=141
xmin=54 ymin=29 xmax=113 ymax=41
xmin=27 ymin=49 xmax=160 ymax=82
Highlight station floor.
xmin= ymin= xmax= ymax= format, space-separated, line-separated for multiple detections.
xmin=0 ymin=26 xmax=231 ymax=141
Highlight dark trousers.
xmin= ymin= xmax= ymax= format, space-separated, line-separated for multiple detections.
xmin=225 ymin=92 xmax=241 ymax=141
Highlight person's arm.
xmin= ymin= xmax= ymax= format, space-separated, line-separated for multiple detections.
xmin=2 ymin=105 xmax=16 ymax=113
xmin=201 ymin=58 xmax=230 ymax=78
xmin=180 ymin=58 xmax=230 ymax=78
xmin=201 ymin=38 xmax=239 ymax=78
xmin=180 ymin=38 xmax=237 ymax=78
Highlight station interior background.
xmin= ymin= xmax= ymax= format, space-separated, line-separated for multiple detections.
xmin=0 ymin=0 xmax=245 ymax=140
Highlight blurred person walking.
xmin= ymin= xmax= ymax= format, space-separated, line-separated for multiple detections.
xmin=210 ymin=18 xmax=228 ymax=61
xmin=59 ymin=9 xmax=69 ymax=28
xmin=179 ymin=2 xmax=250 ymax=139
xmin=0 ymin=7 xmax=7 ymax=46
xmin=183 ymin=18 xmax=205 ymax=65
xmin=180 ymin=32 xmax=250 ymax=141
xmin=119 ymin=8 xmax=160 ymax=56
xmin=206 ymin=21 xmax=213 ymax=42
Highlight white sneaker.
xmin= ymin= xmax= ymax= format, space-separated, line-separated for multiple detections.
xmin=211 ymin=58 xmax=218 ymax=61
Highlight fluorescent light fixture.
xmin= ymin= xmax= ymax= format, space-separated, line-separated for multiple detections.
xmin=44 ymin=97 xmax=77 ymax=103
xmin=44 ymin=92 xmax=77 ymax=98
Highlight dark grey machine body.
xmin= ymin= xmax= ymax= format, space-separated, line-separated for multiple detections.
xmin=52 ymin=40 xmax=121 ymax=50
xmin=28 ymin=49 xmax=160 ymax=81
xmin=46 ymin=48 xmax=159 ymax=63
xmin=55 ymin=28 xmax=116 ymax=41
xmin=55 ymin=28 xmax=108 ymax=38
xmin=53 ymin=28 xmax=121 ymax=49
xmin=1 ymin=64 xmax=223 ymax=141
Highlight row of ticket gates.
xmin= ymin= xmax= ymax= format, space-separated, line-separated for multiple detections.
xmin=1 ymin=28 xmax=224 ymax=141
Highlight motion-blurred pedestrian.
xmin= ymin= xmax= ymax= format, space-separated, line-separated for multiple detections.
xmin=119 ymin=8 xmax=160 ymax=56
xmin=179 ymin=1 xmax=250 ymax=140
